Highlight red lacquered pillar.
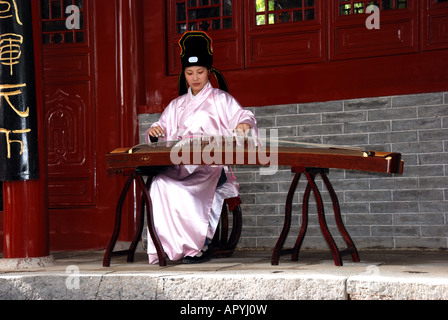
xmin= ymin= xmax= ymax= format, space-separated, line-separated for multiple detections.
xmin=3 ymin=179 xmax=49 ymax=259
xmin=0 ymin=0 xmax=51 ymax=268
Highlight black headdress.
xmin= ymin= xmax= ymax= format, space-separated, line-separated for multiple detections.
xmin=178 ymin=31 xmax=228 ymax=96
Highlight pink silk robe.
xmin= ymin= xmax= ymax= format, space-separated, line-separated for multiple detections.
xmin=145 ymin=82 xmax=257 ymax=264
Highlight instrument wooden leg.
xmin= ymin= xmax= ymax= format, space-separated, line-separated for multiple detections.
xmin=292 ymin=182 xmax=311 ymax=261
xmin=273 ymin=168 xmax=360 ymax=266
xmin=137 ymin=175 xmax=167 ymax=267
xmin=227 ymin=203 xmax=242 ymax=251
xmin=103 ymin=175 xmax=134 ymax=267
xmin=219 ymin=204 xmax=229 ymax=248
xmin=305 ymin=171 xmax=343 ymax=266
xmin=126 ymin=176 xmax=148 ymax=263
xmin=321 ymin=172 xmax=360 ymax=263
xmin=271 ymin=169 xmax=302 ymax=265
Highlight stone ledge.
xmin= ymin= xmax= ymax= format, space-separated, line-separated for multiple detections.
xmin=346 ymin=274 xmax=448 ymax=300
xmin=1 ymin=250 xmax=447 ymax=300
xmin=0 ymin=272 xmax=347 ymax=300
xmin=0 ymin=256 xmax=55 ymax=272
xmin=1 ymin=271 xmax=448 ymax=300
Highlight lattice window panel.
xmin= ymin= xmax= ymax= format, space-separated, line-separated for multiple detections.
xmin=255 ymin=0 xmax=317 ymax=26
xmin=176 ymin=0 xmax=233 ymax=34
xmin=41 ymin=0 xmax=86 ymax=44
xmin=339 ymin=0 xmax=408 ymax=15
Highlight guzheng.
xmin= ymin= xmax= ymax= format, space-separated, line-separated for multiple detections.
xmin=106 ymin=137 xmax=404 ymax=175
xmin=103 ymin=136 xmax=404 ymax=268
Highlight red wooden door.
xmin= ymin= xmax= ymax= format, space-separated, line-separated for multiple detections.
xmin=41 ymin=0 xmax=96 ymax=208
xmin=38 ymin=0 xmax=142 ymax=250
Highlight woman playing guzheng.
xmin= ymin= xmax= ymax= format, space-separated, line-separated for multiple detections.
xmin=144 ymin=31 xmax=258 ymax=264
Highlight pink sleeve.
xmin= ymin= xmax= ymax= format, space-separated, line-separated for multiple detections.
xmin=144 ymin=100 xmax=179 ymax=143
xmin=220 ymin=91 xmax=258 ymax=137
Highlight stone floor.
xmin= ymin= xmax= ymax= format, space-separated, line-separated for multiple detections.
xmin=0 ymin=248 xmax=447 ymax=301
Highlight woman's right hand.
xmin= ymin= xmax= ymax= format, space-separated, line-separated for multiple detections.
xmin=148 ymin=126 xmax=166 ymax=138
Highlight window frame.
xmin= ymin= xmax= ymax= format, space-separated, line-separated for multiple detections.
xmin=165 ymin=0 xmax=445 ymax=73
xmin=166 ymin=0 xmax=244 ymax=75
xmin=245 ymin=0 xmax=326 ymax=68
xmin=253 ymin=0 xmax=319 ymax=26
xmin=41 ymin=0 xmax=89 ymax=47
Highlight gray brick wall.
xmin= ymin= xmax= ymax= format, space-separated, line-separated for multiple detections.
xmin=138 ymin=91 xmax=448 ymax=251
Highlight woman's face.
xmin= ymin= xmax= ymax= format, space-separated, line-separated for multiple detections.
xmin=185 ymin=66 xmax=209 ymax=95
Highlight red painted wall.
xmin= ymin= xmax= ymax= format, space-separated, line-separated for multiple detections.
xmin=140 ymin=0 xmax=448 ymax=114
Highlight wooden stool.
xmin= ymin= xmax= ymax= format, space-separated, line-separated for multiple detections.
xmin=211 ymin=197 xmax=242 ymax=257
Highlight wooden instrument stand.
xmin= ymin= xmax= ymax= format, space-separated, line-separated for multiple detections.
xmin=272 ymin=166 xmax=359 ymax=266
xmin=103 ymin=140 xmax=402 ymax=267
xmin=102 ymin=167 xmax=243 ymax=267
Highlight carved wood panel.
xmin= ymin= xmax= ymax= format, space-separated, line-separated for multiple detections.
xmin=330 ymin=0 xmax=419 ymax=60
xmin=423 ymin=0 xmax=448 ymax=51
xmin=44 ymin=82 xmax=95 ymax=207
xmin=45 ymin=87 xmax=89 ymax=170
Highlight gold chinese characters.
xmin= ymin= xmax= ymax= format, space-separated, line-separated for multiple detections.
xmin=0 ymin=33 xmax=23 ymax=76
xmin=0 ymin=83 xmax=29 ymax=118
xmin=0 ymin=1 xmax=32 ymax=161
xmin=0 ymin=127 xmax=31 ymax=158
xmin=0 ymin=0 xmax=23 ymax=25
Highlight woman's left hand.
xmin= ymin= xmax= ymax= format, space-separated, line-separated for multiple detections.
xmin=235 ymin=123 xmax=251 ymax=136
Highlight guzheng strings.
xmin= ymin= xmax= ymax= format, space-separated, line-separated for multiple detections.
xmin=129 ymin=130 xmax=370 ymax=176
